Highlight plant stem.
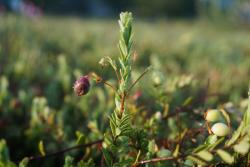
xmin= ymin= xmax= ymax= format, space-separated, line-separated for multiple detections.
xmin=103 ymin=81 xmax=117 ymax=93
xmin=133 ymin=156 xmax=176 ymax=166
xmin=127 ymin=67 xmax=150 ymax=95
xmin=120 ymin=92 xmax=126 ymax=115
xmin=15 ymin=139 xmax=103 ymax=163
xmin=133 ymin=150 xmax=141 ymax=165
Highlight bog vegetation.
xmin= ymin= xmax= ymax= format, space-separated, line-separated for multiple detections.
xmin=0 ymin=12 xmax=250 ymax=166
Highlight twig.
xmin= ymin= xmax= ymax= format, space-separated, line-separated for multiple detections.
xmin=91 ymin=72 xmax=117 ymax=93
xmin=162 ymin=106 xmax=189 ymax=120
xmin=103 ymin=81 xmax=117 ymax=93
xmin=120 ymin=92 xmax=126 ymax=116
xmin=15 ymin=139 xmax=103 ymax=163
xmin=133 ymin=156 xmax=176 ymax=166
xmin=127 ymin=67 xmax=150 ymax=94
xmin=133 ymin=150 xmax=141 ymax=165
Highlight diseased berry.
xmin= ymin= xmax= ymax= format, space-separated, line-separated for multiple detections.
xmin=211 ymin=123 xmax=230 ymax=137
xmin=73 ymin=75 xmax=90 ymax=96
xmin=205 ymin=109 xmax=221 ymax=122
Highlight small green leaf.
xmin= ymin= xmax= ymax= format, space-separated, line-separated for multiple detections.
xmin=187 ymin=155 xmax=206 ymax=166
xmin=216 ymin=149 xmax=234 ymax=164
xmin=109 ymin=113 xmax=117 ymax=138
xmin=207 ymin=137 xmax=225 ymax=151
xmin=173 ymin=144 xmax=180 ymax=157
xmin=115 ymin=128 xmax=121 ymax=136
xmin=148 ymin=140 xmax=156 ymax=154
xmin=38 ymin=140 xmax=46 ymax=156
xmin=76 ymin=131 xmax=86 ymax=145
xmin=157 ymin=149 xmax=171 ymax=158
xmin=205 ymin=135 xmax=217 ymax=145
xmin=0 ymin=139 xmax=10 ymax=163
xmin=18 ymin=157 xmax=29 ymax=167
xmin=193 ymin=144 xmax=209 ymax=153
xmin=226 ymin=121 xmax=244 ymax=146
xmin=182 ymin=97 xmax=193 ymax=106
xmin=63 ymin=156 xmax=74 ymax=167
xmin=195 ymin=150 xmax=213 ymax=162
xmin=184 ymin=159 xmax=194 ymax=167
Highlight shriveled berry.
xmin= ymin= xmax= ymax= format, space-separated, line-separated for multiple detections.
xmin=206 ymin=109 xmax=221 ymax=122
xmin=211 ymin=123 xmax=230 ymax=137
xmin=73 ymin=75 xmax=90 ymax=96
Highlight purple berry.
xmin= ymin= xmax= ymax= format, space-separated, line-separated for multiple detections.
xmin=73 ymin=75 xmax=90 ymax=96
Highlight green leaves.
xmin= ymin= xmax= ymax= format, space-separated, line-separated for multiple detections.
xmin=0 ymin=139 xmax=9 ymax=164
xmin=102 ymin=148 xmax=113 ymax=167
xmin=109 ymin=112 xmax=132 ymax=139
xmin=216 ymin=149 xmax=234 ymax=164
xmin=18 ymin=158 xmax=29 ymax=167
xmin=0 ymin=140 xmax=16 ymax=167
xmin=226 ymin=86 xmax=250 ymax=147
xmin=233 ymin=140 xmax=250 ymax=155
xmin=186 ymin=155 xmax=207 ymax=166
xmin=117 ymin=12 xmax=133 ymax=96
xmin=187 ymin=150 xmax=214 ymax=166
xmin=118 ymin=12 xmax=133 ymax=61
xmin=118 ymin=12 xmax=133 ymax=50
xmin=63 ymin=156 xmax=74 ymax=167
xmin=76 ymin=131 xmax=86 ymax=145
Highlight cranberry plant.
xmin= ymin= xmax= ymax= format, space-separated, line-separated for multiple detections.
xmin=0 ymin=12 xmax=250 ymax=167
xmin=74 ymin=12 xmax=250 ymax=166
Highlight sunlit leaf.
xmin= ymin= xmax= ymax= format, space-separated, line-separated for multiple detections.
xmin=195 ymin=150 xmax=213 ymax=162
xmin=18 ymin=157 xmax=29 ymax=167
xmin=38 ymin=140 xmax=46 ymax=156
xmin=216 ymin=149 xmax=234 ymax=164
xmin=187 ymin=155 xmax=207 ymax=166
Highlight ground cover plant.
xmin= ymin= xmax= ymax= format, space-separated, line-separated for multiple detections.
xmin=0 ymin=12 xmax=250 ymax=166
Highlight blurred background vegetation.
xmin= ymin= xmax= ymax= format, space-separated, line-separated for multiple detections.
xmin=0 ymin=0 xmax=250 ymax=166
xmin=0 ymin=0 xmax=249 ymax=19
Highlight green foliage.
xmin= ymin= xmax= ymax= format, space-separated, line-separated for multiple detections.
xmin=18 ymin=158 xmax=29 ymax=167
xmin=0 ymin=140 xmax=16 ymax=167
xmin=63 ymin=156 xmax=74 ymax=167
xmin=109 ymin=112 xmax=132 ymax=138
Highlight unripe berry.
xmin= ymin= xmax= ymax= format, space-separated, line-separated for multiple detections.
xmin=73 ymin=75 xmax=90 ymax=96
xmin=205 ymin=109 xmax=221 ymax=122
xmin=211 ymin=123 xmax=230 ymax=137
xmin=152 ymin=71 xmax=164 ymax=87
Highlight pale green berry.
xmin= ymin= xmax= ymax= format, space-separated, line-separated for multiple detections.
xmin=152 ymin=71 xmax=164 ymax=87
xmin=211 ymin=123 xmax=230 ymax=137
xmin=205 ymin=109 xmax=221 ymax=122
xmin=154 ymin=111 xmax=162 ymax=120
